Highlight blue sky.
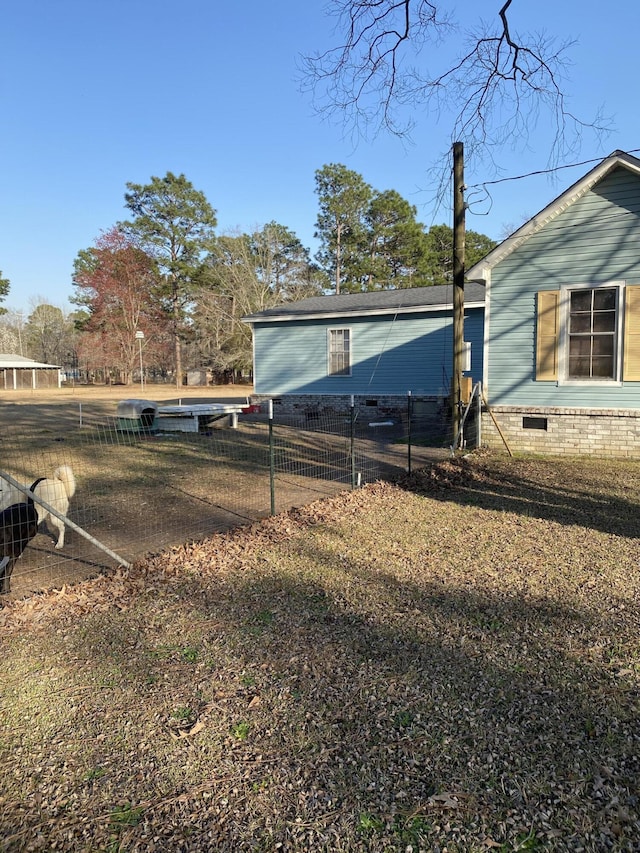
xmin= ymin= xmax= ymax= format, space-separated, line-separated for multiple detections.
xmin=2 ymin=0 xmax=638 ymax=315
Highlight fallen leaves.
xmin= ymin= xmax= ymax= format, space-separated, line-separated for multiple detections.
xmin=1 ymin=453 xmax=640 ymax=851
xmin=168 ymin=719 xmax=205 ymax=741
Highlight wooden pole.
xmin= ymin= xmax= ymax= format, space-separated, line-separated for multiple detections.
xmin=481 ymin=390 xmax=514 ymax=457
xmin=452 ymin=142 xmax=466 ymax=446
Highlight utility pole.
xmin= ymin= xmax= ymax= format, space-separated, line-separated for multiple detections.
xmin=452 ymin=141 xmax=466 ymax=445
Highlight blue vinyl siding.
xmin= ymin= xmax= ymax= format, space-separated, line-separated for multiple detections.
xmin=488 ymin=167 xmax=640 ymax=408
xmin=253 ymin=308 xmax=484 ymax=396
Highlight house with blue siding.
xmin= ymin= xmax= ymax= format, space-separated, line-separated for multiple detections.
xmin=466 ymin=149 xmax=640 ymax=456
xmin=242 ymin=283 xmax=485 ymax=419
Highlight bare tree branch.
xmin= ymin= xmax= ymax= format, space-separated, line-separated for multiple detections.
xmin=302 ymin=0 xmax=610 ymax=172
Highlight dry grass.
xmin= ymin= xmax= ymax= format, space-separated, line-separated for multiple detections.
xmin=0 ymin=453 xmax=639 ymax=851
xmin=0 ymin=382 xmax=419 ymax=596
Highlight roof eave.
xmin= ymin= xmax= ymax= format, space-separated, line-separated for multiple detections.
xmin=243 ymin=300 xmax=485 ymax=324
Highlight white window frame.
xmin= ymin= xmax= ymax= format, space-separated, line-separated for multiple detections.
xmin=327 ymin=327 xmax=352 ymax=377
xmin=558 ymin=281 xmax=625 ymax=386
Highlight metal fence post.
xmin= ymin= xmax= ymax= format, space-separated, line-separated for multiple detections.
xmin=407 ymin=391 xmax=412 ymax=475
xmin=350 ymin=395 xmax=357 ymax=489
xmin=268 ymin=399 xmax=276 ymax=515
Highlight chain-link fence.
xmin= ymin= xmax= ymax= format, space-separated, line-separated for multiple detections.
xmin=0 ymin=395 xmax=460 ymax=598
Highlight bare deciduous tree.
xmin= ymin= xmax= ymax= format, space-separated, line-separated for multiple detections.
xmin=302 ymin=0 xmax=609 ymax=173
xmin=192 ymin=224 xmax=320 ymax=377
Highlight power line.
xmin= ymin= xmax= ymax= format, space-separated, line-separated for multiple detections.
xmin=466 ymin=148 xmax=640 ymax=191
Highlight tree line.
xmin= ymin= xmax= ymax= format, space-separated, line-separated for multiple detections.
xmin=1 ymin=166 xmax=495 ymax=386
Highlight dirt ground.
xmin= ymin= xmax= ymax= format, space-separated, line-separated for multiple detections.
xmin=0 ymin=382 xmax=255 ymax=431
xmin=0 ymin=383 xmax=258 ymax=597
xmin=1 ymin=383 xmax=439 ymax=601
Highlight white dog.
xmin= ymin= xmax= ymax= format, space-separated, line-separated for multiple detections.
xmin=0 ymin=479 xmax=24 ymax=510
xmin=0 ymin=466 xmax=77 ymax=550
xmin=30 ymin=466 xmax=76 ymax=549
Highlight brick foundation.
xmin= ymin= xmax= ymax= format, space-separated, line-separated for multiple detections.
xmin=482 ymin=406 xmax=640 ymax=457
xmin=250 ymin=393 xmax=453 ymax=426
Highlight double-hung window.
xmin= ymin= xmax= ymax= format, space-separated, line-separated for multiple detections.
xmin=536 ymin=282 xmax=640 ymax=383
xmin=567 ymin=286 xmax=617 ymax=379
xmin=328 ymin=328 xmax=351 ymax=376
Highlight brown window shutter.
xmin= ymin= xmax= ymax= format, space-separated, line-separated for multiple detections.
xmin=536 ymin=290 xmax=560 ymax=380
xmin=623 ymin=285 xmax=640 ymax=380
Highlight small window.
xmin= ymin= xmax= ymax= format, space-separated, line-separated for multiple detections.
xmin=328 ymin=329 xmax=351 ymax=376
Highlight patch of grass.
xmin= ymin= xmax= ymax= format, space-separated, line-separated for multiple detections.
xmin=392 ymin=814 xmax=432 ymax=845
xmin=392 ymin=709 xmax=415 ymax=729
xmin=244 ymin=609 xmax=276 ymax=635
xmin=171 ymin=706 xmax=195 ymax=722
xmin=357 ymin=812 xmax=384 ymax=836
xmin=84 ymin=766 xmax=106 ymax=782
xmin=253 ymin=609 xmax=275 ymax=626
xmin=109 ymin=802 xmax=145 ymax=833
xmin=107 ymin=802 xmax=146 ymax=853
xmin=231 ymin=721 xmax=250 ymax=740
xmin=496 ymin=830 xmax=543 ymax=851
xmin=181 ymin=646 xmax=199 ymax=663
